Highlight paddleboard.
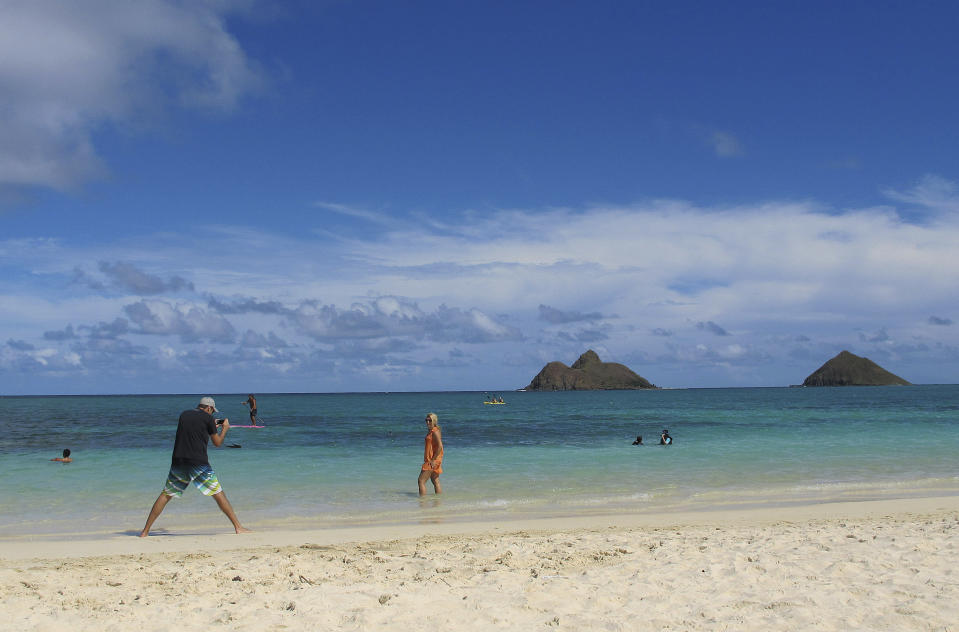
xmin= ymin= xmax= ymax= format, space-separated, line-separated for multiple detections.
xmin=231 ymin=425 xmax=265 ymax=428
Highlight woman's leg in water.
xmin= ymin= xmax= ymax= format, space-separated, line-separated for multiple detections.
xmin=417 ymin=469 xmax=431 ymax=496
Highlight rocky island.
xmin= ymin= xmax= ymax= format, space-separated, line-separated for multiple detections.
xmin=802 ymin=350 xmax=911 ymax=386
xmin=524 ymin=350 xmax=657 ymax=391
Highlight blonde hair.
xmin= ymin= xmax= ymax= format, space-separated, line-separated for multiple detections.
xmin=425 ymin=412 xmax=439 ymax=428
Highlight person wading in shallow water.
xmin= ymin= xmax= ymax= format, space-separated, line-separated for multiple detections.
xmin=418 ymin=413 xmax=444 ymax=496
xmin=139 ymin=397 xmax=251 ymax=537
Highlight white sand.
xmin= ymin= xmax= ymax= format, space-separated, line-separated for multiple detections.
xmin=2 ymin=496 xmax=958 ymax=631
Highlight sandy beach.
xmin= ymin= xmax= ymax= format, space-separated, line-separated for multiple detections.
xmin=2 ymin=496 xmax=957 ymax=631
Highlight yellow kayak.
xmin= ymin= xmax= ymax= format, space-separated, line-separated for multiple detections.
xmin=483 ymin=401 xmax=507 ymax=405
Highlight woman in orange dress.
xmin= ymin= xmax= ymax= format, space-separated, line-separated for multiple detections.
xmin=418 ymin=413 xmax=444 ymax=495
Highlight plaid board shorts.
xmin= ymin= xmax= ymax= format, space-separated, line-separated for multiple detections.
xmin=162 ymin=463 xmax=223 ymax=497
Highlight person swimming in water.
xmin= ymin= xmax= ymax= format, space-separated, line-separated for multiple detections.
xmin=632 ymin=435 xmax=643 ymax=445
xmin=51 ymin=448 xmax=72 ymax=462
xmin=660 ymin=429 xmax=673 ymax=445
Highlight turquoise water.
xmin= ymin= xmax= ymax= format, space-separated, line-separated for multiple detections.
xmin=1 ymin=387 xmax=957 ymax=537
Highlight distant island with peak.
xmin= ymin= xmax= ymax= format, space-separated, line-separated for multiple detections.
xmin=522 ymin=348 xmax=911 ymax=390
xmin=524 ymin=350 xmax=657 ymax=391
xmin=802 ymin=350 xmax=910 ymax=386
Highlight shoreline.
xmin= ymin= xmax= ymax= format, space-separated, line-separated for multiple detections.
xmin=3 ymin=494 xmax=957 ymax=561
xmin=5 ymin=478 xmax=958 ymax=544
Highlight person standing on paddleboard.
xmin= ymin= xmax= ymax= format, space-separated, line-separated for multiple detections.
xmin=242 ymin=394 xmax=259 ymax=425
xmin=139 ymin=397 xmax=251 ymax=537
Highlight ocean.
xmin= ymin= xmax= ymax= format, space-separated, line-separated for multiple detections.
xmin=1 ymin=386 xmax=957 ymax=538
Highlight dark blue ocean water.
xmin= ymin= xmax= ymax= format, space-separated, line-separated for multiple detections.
xmin=1 ymin=387 xmax=957 ymax=537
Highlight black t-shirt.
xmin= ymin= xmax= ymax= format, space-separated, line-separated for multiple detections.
xmin=171 ymin=408 xmax=217 ymax=466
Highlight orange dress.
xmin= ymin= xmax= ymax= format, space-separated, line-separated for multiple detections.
xmin=422 ymin=426 xmax=443 ymax=473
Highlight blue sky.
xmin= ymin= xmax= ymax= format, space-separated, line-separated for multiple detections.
xmin=2 ymin=0 xmax=958 ymax=394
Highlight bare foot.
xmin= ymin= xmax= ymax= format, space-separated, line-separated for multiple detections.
xmin=235 ymin=526 xmax=253 ymax=534
xmin=138 ymin=531 xmax=149 ymax=538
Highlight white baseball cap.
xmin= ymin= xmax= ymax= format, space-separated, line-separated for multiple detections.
xmin=198 ymin=396 xmax=218 ymax=412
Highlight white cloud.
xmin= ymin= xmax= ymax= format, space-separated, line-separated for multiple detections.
xmin=335 ymin=199 xmax=959 ymax=319
xmin=124 ymin=299 xmax=236 ymax=343
xmin=696 ymin=321 xmax=730 ymax=336
xmin=313 ymin=201 xmax=397 ymax=226
xmin=0 ymin=340 xmax=83 ymax=372
xmin=709 ymin=130 xmax=743 ymax=157
xmin=288 ymin=298 xmax=522 ymax=344
xmin=883 ymin=174 xmax=959 ymax=217
xmin=4 ymin=180 xmax=959 ymax=389
xmin=538 ymin=304 xmax=605 ymax=324
xmin=0 ymin=0 xmax=262 ymax=191
xmin=72 ymin=261 xmax=195 ymax=294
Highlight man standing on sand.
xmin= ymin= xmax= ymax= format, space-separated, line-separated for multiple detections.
xmin=139 ymin=397 xmax=251 ymax=537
